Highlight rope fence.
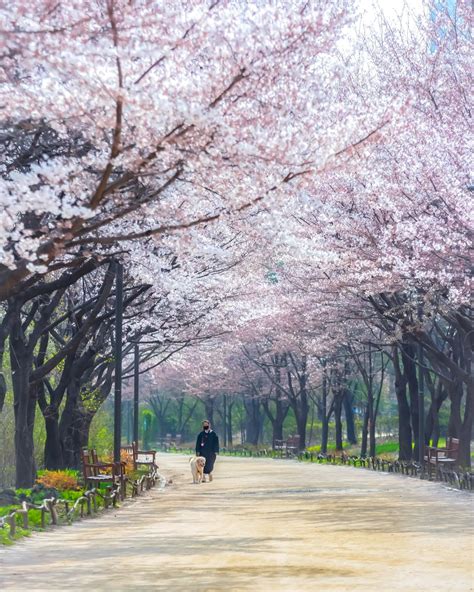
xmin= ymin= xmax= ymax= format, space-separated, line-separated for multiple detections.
xmin=165 ymin=446 xmax=473 ymax=491
xmin=0 ymin=465 xmax=162 ymax=541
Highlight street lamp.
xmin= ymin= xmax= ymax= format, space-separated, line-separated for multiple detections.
xmin=113 ymin=261 xmax=123 ymax=463
xmin=133 ymin=343 xmax=140 ymax=446
xmin=418 ymin=301 xmax=425 ymax=469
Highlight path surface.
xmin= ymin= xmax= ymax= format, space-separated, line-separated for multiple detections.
xmin=0 ymin=454 xmax=473 ymax=592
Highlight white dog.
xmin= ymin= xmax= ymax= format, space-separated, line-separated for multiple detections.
xmin=189 ymin=456 xmax=206 ymax=484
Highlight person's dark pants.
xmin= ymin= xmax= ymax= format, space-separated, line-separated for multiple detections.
xmin=203 ymin=453 xmax=216 ymax=474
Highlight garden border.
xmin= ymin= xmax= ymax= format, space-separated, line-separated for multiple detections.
xmin=0 ymin=465 xmax=161 ymax=541
xmin=165 ymin=446 xmax=473 ymax=491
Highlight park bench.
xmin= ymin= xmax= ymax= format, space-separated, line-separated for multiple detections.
xmin=273 ymin=435 xmax=301 ymax=457
xmin=286 ymin=435 xmax=301 ymax=455
xmin=90 ymin=448 xmax=128 ymax=499
xmin=425 ymin=437 xmax=460 ymax=479
xmin=273 ymin=439 xmax=287 ymax=457
xmin=80 ymin=448 xmax=122 ymax=492
xmin=122 ymin=441 xmax=158 ymax=471
xmin=157 ymin=434 xmax=173 ymax=450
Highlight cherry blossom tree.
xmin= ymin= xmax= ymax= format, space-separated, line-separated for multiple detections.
xmin=0 ymin=0 xmax=378 ymax=300
xmin=1 ymin=0 xmax=472 ymax=485
xmin=266 ymin=1 xmax=472 ymax=462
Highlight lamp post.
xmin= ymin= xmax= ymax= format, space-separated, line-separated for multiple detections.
xmin=223 ymin=394 xmax=227 ymax=448
xmin=418 ymin=302 xmax=425 ymax=469
xmin=133 ymin=343 xmax=140 ymax=446
xmin=113 ymin=261 xmax=123 ymax=463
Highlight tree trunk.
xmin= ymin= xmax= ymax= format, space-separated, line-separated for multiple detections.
xmin=274 ymin=399 xmax=288 ymax=443
xmin=367 ymin=345 xmax=376 ymax=457
xmin=13 ymin=382 xmax=37 ymax=487
xmin=59 ymin=377 xmax=82 ymax=469
xmin=0 ymin=372 xmax=6 ymax=414
xmin=334 ymin=392 xmax=343 ymax=451
xmin=203 ymin=397 xmax=215 ymax=427
xmin=44 ymin=408 xmax=64 ymax=470
xmin=244 ymin=397 xmax=261 ymax=446
xmin=10 ymin=312 xmax=36 ymax=487
xmin=369 ymin=411 xmax=376 ymax=457
xmin=269 ymin=357 xmax=290 ymax=446
xmin=447 ymin=381 xmax=462 ymax=438
xmin=343 ymin=389 xmax=357 ymax=444
xmin=295 ymin=391 xmax=309 ymax=450
xmin=393 ymin=346 xmax=413 ymax=461
xmin=401 ymin=342 xmax=420 ymax=459
xmin=79 ymin=412 xmax=95 ymax=451
xmin=227 ymin=401 xmax=233 ymax=446
xmin=287 ymin=356 xmax=309 ymax=450
xmin=459 ymin=384 xmax=473 ymax=467
xmin=321 ymin=368 xmax=330 ymax=454
xmin=425 ymin=381 xmax=447 ymax=447
xmin=360 ymin=406 xmax=369 ymax=457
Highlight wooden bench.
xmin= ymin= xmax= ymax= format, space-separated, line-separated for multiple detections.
xmin=425 ymin=437 xmax=460 ymax=479
xmin=273 ymin=439 xmax=287 ymax=457
xmin=90 ymin=449 xmax=128 ymax=499
xmin=286 ymin=435 xmax=301 ymax=456
xmin=126 ymin=442 xmax=158 ymax=470
xmin=157 ymin=434 xmax=173 ymax=450
xmin=80 ymin=449 xmax=121 ymax=492
xmin=273 ymin=435 xmax=301 ymax=457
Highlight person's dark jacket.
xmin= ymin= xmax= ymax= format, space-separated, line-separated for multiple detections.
xmin=195 ymin=430 xmax=219 ymax=457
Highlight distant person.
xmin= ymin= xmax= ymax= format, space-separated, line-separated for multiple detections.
xmin=195 ymin=420 xmax=219 ymax=482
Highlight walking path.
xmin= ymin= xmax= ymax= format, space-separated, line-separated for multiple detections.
xmin=0 ymin=454 xmax=473 ymax=591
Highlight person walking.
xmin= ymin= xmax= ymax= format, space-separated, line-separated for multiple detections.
xmin=195 ymin=420 xmax=219 ymax=482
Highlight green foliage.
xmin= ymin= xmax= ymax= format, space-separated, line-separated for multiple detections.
xmin=0 ymin=484 xmax=96 ymax=545
xmin=306 ymin=444 xmax=338 ymax=453
xmin=0 ymin=524 xmax=32 ymax=545
xmin=36 ymin=468 xmax=79 ymax=479
xmin=0 ymin=504 xmax=20 ymax=518
xmin=0 ymin=390 xmax=15 ymax=488
xmin=22 ymin=483 xmax=60 ymax=503
xmin=141 ymin=409 xmax=154 ymax=449
xmin=89 ymin=403 xmax=114 ymax=456
xmin=23 ymin=508 xmax=43 ymax=529
xmin=375 ymin=441 xmax=399 ymax=455
xmin=0 ymin=528 xmax=15 ymax=545
xmin=59 ymin=490 xmax=84 ymax=502
xmin=15 ymin=488 xmax=32 ymax=498
xmin=82 ymin=387 xmax=104 ymax=414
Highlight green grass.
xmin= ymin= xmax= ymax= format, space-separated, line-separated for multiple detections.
xmin=0 ymin=487 xmax=98 ymax=545
xmin=306 ymin=444 xmax=338 ymax=454
xmin=375 ymin=442 xmax=399 ymax=455
xmin=0 ymin=505 xmax=20 ymax=518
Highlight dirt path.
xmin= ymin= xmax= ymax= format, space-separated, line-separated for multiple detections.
xmin=0 ymin=454 xmax=473 ymax=592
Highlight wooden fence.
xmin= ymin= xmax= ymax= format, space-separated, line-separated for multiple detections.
xmin=0 ymin=466 xmax=161 ymax=540
xmin=165 ymin=446 xmax=473 ymax=491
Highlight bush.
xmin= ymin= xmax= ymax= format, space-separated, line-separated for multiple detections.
xmin=89 ymin=404 xmax=114 ymax=457
xmin=36 ymin=470 xmax=80 ymax=492
xmin=102 ymin=450 xmax=135 ymax=473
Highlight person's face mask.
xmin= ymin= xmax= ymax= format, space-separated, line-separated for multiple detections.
xmin=203 ymin=425 xmax=209 ymax=431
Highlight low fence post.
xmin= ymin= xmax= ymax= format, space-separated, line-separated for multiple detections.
xmin=8 ymin=513 xmax=16 ymax=538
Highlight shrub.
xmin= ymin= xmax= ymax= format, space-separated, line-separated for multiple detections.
xmin=36 ymin=470 xmax=80 ymax=492
xmin=103 ymin=450 xmax=135 ymax=473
